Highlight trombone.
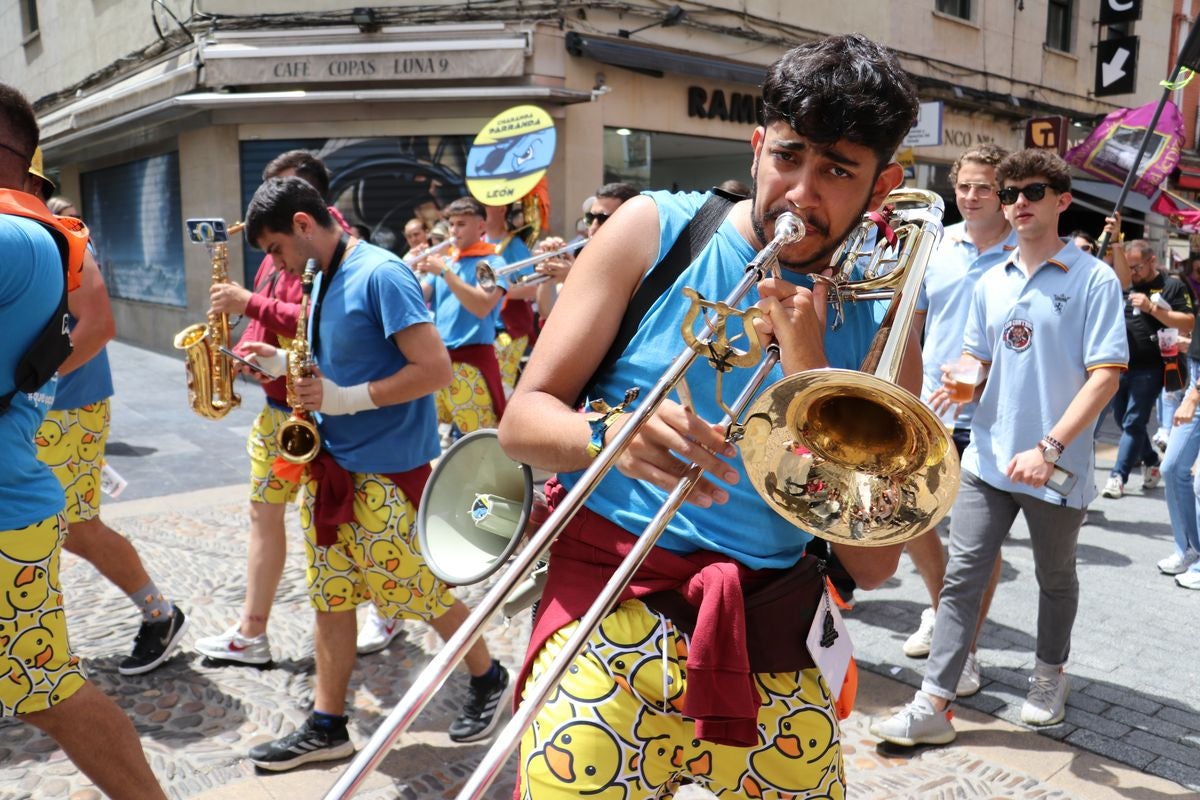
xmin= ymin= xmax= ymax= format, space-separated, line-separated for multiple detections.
xmin=324 ymin=189 xmax=957 ymax=799
xmin=475 ymin=237 xmax=586 ymax=290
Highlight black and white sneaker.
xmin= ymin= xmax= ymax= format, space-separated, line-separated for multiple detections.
xmin=118 ymin=607 xmax=189 ymax=676
xmin=248 ymin=718 xmax=355 ymax=772
xmin=448 ymin=662 xmax=512 ymax=743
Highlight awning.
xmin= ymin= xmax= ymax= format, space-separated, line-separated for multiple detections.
xmin=1068 ymin=178 xmax=1156 ymax=217
xmin=565 ymin=31 xmax=766 ymax=85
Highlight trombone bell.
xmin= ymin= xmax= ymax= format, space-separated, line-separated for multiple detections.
xmin=741 ymin=368 xmax=958 ymax=546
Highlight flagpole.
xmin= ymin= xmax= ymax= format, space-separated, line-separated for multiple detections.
xmin=1096 ymin=21 xmax=1200 ymax=254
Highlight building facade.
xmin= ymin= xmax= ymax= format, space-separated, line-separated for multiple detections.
xmin=1 ymin=0 xmax=1191 ymax=349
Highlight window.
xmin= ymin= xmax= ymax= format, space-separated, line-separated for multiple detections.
xmin=1047 ymin=0 xmax=1073 ymax=52
xmin=20 ymin=0 xmax=39 ymax=43
xmin=935 ymin=0 xmax=970 ymax=20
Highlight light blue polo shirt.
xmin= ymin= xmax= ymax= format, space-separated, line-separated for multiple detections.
xmin=557 ymin=191 xmax=886 ymax=569
xmin=309 ymin=241 xmax=440 ymax=474
xmin=961 ymin=242 xmax=1128 ymax=508
xmin=916 ymin=221 xmax=1016 ymax=429
xmin=431 ymin=250 xmax=508 ymax=349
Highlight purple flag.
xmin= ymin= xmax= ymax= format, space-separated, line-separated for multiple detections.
xmin=1064 ymin=100 xmax=1183 ymax=196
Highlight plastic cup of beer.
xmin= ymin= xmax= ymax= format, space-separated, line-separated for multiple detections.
xmin=945 ymin=355 xmax=982 ymax=404
xmin=1158 ymin=327 xmax=1180 ymax=357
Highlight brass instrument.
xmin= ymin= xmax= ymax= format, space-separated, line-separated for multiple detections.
xmin=325 ymin=191 xmax=957 ymax=800
xmin=173 ymin=221 xmax=244 ymax=420
xmin=475 ymin=237 xmax=587 ymax=290
xmin=402 ymin=238 xmax=453 ymax=269
xmin=275 ymin=259 xmax=321 ymax=464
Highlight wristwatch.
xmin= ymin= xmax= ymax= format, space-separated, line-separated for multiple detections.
xmin=1039 ymin=438 xmax=1062 ymax=464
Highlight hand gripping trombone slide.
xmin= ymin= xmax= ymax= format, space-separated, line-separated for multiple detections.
xmin=322 ymin=212 xmax=804 ymax=800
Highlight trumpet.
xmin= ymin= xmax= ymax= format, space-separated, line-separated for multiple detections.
xmin=275 ymin=259 xmax=321 ymax=464
xmin=401 ymin=239 xmax=453 ymax=269
xmin=475 ymin=237 xmax=586 ymax=290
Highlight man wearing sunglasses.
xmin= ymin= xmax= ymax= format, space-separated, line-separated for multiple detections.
xmin=874 ymin=148 xmax=1126 ymax=746
xmin=900 ymin=144 xmax=1015 ymax=698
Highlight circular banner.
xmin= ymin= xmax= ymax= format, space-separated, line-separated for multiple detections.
xmin=466 ymin=105 xmax=556 ymax=206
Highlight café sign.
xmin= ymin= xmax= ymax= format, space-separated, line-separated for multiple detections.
xmin=202 ymin=39 xmax=526 ymax=86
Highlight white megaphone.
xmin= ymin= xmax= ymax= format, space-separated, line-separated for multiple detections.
xmin=418 ymin=428 xmax=539 ymax=588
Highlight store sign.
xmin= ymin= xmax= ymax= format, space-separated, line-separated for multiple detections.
xmin=902 ymin=101 xmax=944 ymax=147
xmin=1025 ymin=116 xmax=1069 ymax=154
xmin=1099 ymin=0 xmax=1142 ymax=26
xmin=686 ymin=86 xmax=761 ymax=125
xmin=941 ymin=126 xmax=998 ymax=149
xmin=204 ymin=48 xmax=525 ymax=86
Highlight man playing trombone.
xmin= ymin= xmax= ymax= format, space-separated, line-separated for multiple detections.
xmin=499 ymin=34 xmax=920 ymax=799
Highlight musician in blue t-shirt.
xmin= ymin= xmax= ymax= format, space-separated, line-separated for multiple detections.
xmin=238 ymin=177 xmax=511 ymax=772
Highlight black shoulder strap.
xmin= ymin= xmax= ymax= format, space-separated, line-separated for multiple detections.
xmin=576 ymin=189 xmax=739 ymax=406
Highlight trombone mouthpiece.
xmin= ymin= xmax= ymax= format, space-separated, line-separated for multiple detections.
xmin=774 ymin=212 xmax=805 ymax=244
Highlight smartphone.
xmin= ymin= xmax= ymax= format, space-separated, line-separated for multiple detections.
xmin=1046 ymin=465 xmax=1077 ymax=497
xmin=186 ymin=218 xmax=228 ymax=244
xmin=218 ymin=346 xmax=279 ymax=380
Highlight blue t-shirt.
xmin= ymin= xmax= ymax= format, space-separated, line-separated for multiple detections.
xmin=1 ymin=215 xmax=67 ymax=528
xmin=488 ymin=234 xmax=534 ymax=286
xmin=310 ymin=242 xmax=440 ymax=474
xmin=916 ymin=222 xmax=1016 ymax=429
xmin=558 ymin=191 xmax=884 ymax=569
xmin=52 ymin=316 xmax=113 ymax=410
xmin=432 ymin=250 xmax=508 ymax=349
xmin=961 ymin=242 xmax=1128 ymax=508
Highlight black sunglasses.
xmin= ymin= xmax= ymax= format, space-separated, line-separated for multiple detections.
xmin=998 ymin=182 xmax=1053 ymax=205
xmin=585 ymin=211 xmax=611 ymax=226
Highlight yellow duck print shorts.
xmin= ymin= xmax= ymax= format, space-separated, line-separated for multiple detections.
xmin=519 ymin=600 xmax=845 ymax=800
xmin=0 ymin=514 xmax=87 ymax=716
xmin=300 ymin=471 xmax=455 ymax=621
xmin=34 ymin=400 xmax=111 ymax=524
xmin=436 ymin=360 xmax=499 ymax=435
xmin=247 ymin=405 xmax=301 ymax=505
xmin=495 ymin=332 xmax=529 ymax=394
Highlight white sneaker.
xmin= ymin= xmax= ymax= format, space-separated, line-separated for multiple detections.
xmin=357 ymin=606 xmax=403 ymax=654
xmin=193 ymin=625 xmax=272 ymax=665
xmin=869 ymin=692 xmax=956 ymax=746
xmin=903 ymin=607 xmax=937 ymax=658
xmin=1176 ymin=570 xmax=1200 ymax=590
xmin=1152 ymin=429 xmax=1169 ymax=453
xmin=1142 ymin=465 xmax=1162 ymax=490
xmin=956 ymin=651 xmax=982 ymax=697
xmin=1157 ymin=550 xmax=1200 ymax=575
xmin=1020 ymin=659 xmax=1069 ymax=726
xmin=1101 ymin=476 xmax=1124 ymax=499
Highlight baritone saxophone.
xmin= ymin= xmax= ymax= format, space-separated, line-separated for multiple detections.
xmin=173 ymin=219 xmax=244 ymax=420
xmin=276 ymin=259 xmax=321 ymax=464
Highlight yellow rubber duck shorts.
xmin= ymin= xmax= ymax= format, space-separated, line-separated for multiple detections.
xmin=300 ymin=471 xmax=455 ymax=621
xmin=35 ymin=400 xmax=110 ymax=524
xmin=518 ymin=599 xmax=846 ymax=800
xmin=495 ymin=332 xmax=528 ymax=393
xmin=247 ymin=405 xmax=300 ymax=505
xmin=435 ymin=361 xmax=499 ymax=434
xmin=0 ymin=514 xmax=87 ymax=716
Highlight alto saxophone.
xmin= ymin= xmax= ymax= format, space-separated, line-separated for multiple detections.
xmin=173 ymin=222 xmax=243 ymax=420
xmin=276 ymin=259 xmax=321 ymax=464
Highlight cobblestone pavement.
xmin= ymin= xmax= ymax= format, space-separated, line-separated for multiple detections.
xmin=0 ymin=341 xmax=1195 ymax=798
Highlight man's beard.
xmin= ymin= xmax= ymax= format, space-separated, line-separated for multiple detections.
xmin=748 ymin=168 xmax=873 ymax=274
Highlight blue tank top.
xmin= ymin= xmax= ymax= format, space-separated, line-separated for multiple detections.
xmin=557 ymin=191 xmax=885 ymax=570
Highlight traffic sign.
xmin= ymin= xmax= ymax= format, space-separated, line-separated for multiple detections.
xmin=1099 ymin=0 xmax=1142 ymax=26
xmin=1025 ymin=116 xmax=1069 ymax=154
xmin=1095 ymin=36 xmax=1138 ymax=97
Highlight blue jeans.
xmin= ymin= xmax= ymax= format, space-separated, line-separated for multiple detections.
xmin=1110 ymin=366 xmax=1164 ymax=482
xmin=1162 ymin=357 xmax=1200 ymax=566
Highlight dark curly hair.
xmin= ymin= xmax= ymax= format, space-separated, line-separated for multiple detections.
xmin=996 ymin=149 xmax=1071 ymax=195
xmin=761 ymin=34 xmax=919 ymax=166
xmin=246 ymin=177 xmax=334 ymax=247
xmin=263 ymin=149 xmax=332 ymax=200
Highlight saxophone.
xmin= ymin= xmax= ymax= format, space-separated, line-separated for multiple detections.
xmin=173 ymin=222 xmax=243 ymax=420
xmin=276 ymin=259 xmax=321 ymax=464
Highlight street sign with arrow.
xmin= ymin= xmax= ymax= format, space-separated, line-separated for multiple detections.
xmin=1095 ymin=35 xmax=1139 ymax=96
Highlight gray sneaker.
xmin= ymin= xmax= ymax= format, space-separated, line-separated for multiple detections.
xmin=869 ymin=693 xmax=956 ymax=747
xmin=1020 ymin=660 xmax=1069 ymax=726
xmin=194 ymin=625 xmax=273 ymax=666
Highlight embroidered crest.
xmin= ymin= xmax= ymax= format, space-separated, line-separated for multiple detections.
xmin=1003 ymin=318 xmax=1033 ymax=351
xmin=1052 ymin=294 xmax=1070 ymax=315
